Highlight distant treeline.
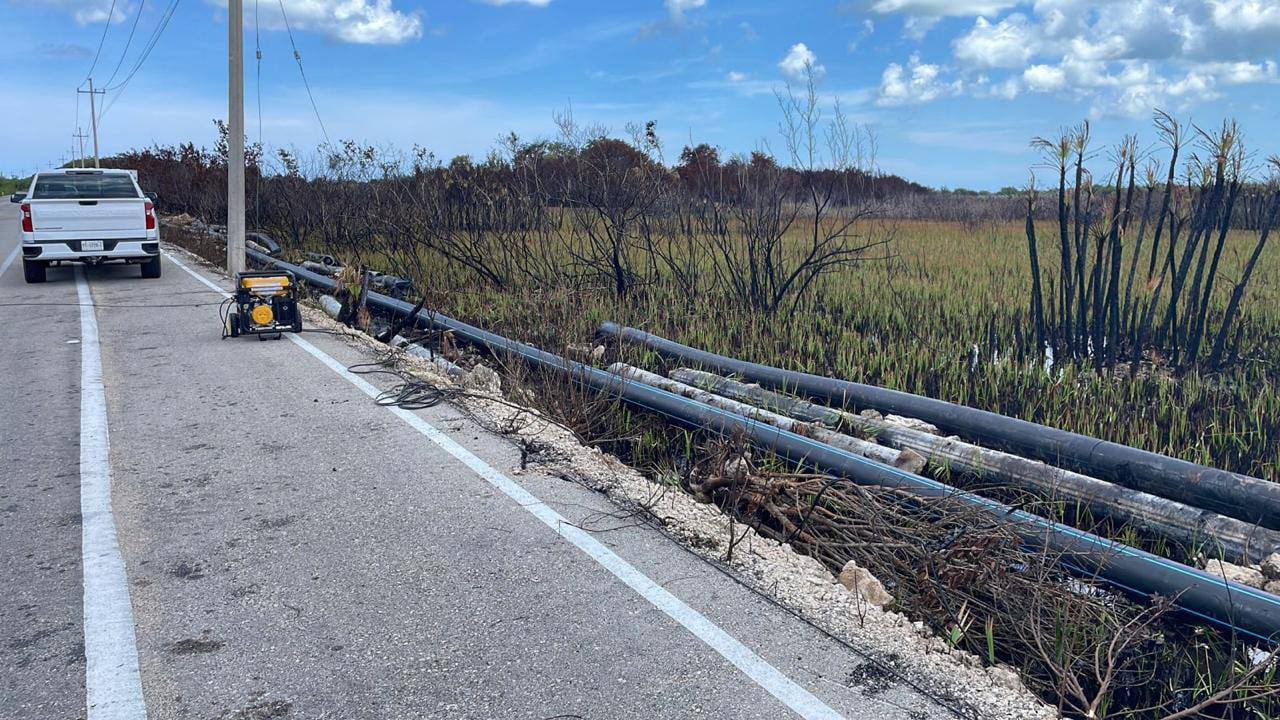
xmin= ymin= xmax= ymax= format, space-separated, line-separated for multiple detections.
xmin=101 ymin=122 xmax=1273 ymax=233
xmin=104 ymin=136 xmax=929 ymax=222
xmin=0 ymin=175 xmax=30 ymax=195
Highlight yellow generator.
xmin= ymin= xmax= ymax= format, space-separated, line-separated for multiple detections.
xmin=225 ymin=271 xmax=302 ymax=339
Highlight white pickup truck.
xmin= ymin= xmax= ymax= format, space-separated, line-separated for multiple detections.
xmin=11 ymin=168 xmax=161 ymax=283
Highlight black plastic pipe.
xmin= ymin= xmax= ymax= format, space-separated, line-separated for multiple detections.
xmin=245 ymin=231 xmax=280 ymax=255
xmin=598 ymin=322 xmax=1280 ymax=531
xmin=249 ymin=250 xmax=1280 ymax=643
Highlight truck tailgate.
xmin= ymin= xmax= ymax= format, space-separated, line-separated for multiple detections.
xmin=30 ymin=199 xmax=147 ymax=242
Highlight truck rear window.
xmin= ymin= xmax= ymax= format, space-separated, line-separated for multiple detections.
xmin=31 ymin=174 xmax=139 ymax=200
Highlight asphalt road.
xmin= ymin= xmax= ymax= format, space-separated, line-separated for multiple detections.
xmin=0 ymin=202 xmax=956 ymax=720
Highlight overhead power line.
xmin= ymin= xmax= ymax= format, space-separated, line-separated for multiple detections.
xmin=77 ymin=0 xmax=332 ymax=159
xmin=276 ymin=0 xmax=331 ymax=145
xmin=102 ymin=0 xmax=182 ymax=93
xmin=82 ymin=0 xmax=119 ymax=86
xmin=102 ymin=0 xmax=148 ymax=89
xmin=98 ymin=0 xmax=183 ymax=121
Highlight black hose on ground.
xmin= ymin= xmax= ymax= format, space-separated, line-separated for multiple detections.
xmin=248 ymin=249 xmax=1280 ymax=643
xmin=597 ymin=322 xmax=1280 ymax=531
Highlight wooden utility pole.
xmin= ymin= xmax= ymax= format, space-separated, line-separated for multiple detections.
xmin=227 ymin=0 xmax=246 ymax=280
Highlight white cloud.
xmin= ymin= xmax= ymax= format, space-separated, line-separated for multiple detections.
xmin=1095 ymin=63 xmax=1216 ymax=116
xmin=268 ymin=0 xmax=422 ymax=44
xmin=1064 ymin=34 xmax=1127 ymax=62
xmin=902 ymin=15 xmax=940 ymax=40
xmin=1056 ymin=55 xmax=1112 ymax=88
xmin=1207 ymin=0 xmax=1280 ymax=32
xmin=849 ymin=19 xmax=876 ymax=51
xmin=1022 ymin=63 xmax=1066 ymax=91
xmin=170 ymin=0 xmax=427 ymax=43
xmin=39 ymin=0 xmax=129 ymax=25
xmin=38 ymin=42 xmax=93 ymax=59
xmin=1167 ymin=69 xmax=1217 ymax=97
xmin=871 ymin=0 xmax=1017 ymax=40
xmin=1202 ymin=59 xmax=1278 ymax=83
xmin=989 ymin=76 xmax=1022 ymax=98
xmin=778 ymin=42 xmax=825 ymax=80
xmin=51 ymin=0 xmax=424 ymax=42
xmin=877 ymin=53 xmax=961 ymax=105
xmin=725 ymin=70 xmax=748 ymax=82
xmin=873 ymin=1 xmax=1280 ymax=116
xmin=870 ymin=0 xmax=1018 ymax=16
xmin=953 ymin=14 xmax=1035 ymax=68
xmin=665 ymin=0 xmax=706 ymax=21
xmin=1091 ymin=59 xmax=1278 ymax=116
xmin=1031 ymin=0 xmax=1280 ymax=62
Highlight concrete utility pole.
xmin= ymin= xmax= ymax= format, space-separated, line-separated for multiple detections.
xmin=77 ymin=81 xmax=103 ymax=166
xmin=73 ymin=128 xmax=89 ymax=168
xmin=226 ymin=0 xmax=246 ymax=280
xmin=86 ymin=79 xmax=101 ymax=168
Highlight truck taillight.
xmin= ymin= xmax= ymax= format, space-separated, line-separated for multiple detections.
xmin=19 ymin=203 xmax=31 ymax=232
xmin=144 ymin=201 xmax=156 ymax=230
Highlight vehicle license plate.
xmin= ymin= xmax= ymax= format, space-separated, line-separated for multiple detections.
xmin=82 ymin=240 xmax=104 ymax=252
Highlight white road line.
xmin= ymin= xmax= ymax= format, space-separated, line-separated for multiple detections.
xmin=165 ymin=251 xmax=228 ymax=295
xmin=0 ymin=243 xmax=18 ymax=277
xmin=76 ymin=268 xmax=148 ymax=720
xmin=165 ymin=250 xmax=847 ymax=720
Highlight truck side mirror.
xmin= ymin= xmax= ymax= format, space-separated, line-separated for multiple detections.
xmin=9 ymin=192 xmax=25 ymax=203
xmin=144 ymin=191 xmax=158 ymax=203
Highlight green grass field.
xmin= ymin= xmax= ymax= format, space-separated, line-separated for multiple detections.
xmin=334 ymin=216 xmax=1279 ymax=482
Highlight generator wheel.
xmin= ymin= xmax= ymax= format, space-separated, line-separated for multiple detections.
xmin=227 ymin=311 xmax=240 ymax=338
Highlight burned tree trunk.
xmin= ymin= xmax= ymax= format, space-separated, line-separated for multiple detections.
xmin=1209 ymin=189 xmax=1280 ymax=367
xmin=1025 ymin=189 xmax=1047 ymax=354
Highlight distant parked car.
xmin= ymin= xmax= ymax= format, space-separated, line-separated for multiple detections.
xmin=16 ymin=168 xmax=161 ymax=283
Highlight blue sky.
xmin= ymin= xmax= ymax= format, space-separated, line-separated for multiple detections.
xmin=2 ymin=0 xmax=1278 ymax=189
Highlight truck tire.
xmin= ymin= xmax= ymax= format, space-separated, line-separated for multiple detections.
xmin=22 ymin=259 xmax=46 ymax=284
xmin=141 ymin=254 xmax=162 ymax=279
